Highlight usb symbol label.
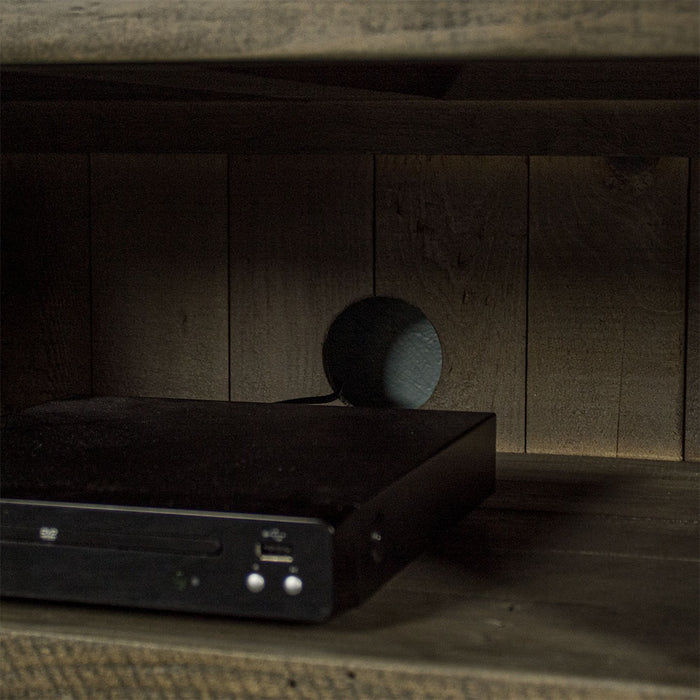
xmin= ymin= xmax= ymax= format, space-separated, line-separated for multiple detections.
xmin=39 ymin=526 xmax=59 ymax=542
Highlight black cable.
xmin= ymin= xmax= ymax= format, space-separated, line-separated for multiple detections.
xmin=276 ymin=393 xmax=339 ymax=405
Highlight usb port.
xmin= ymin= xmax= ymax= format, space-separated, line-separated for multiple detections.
xmin=255 ymin=540 xmax=293 ymax=563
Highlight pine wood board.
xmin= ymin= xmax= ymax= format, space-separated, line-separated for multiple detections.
xmin=91 ymin=154 xmax=229 ymax=400
xmin=442 ymin=57 xmax=700 ymax=101
xmin=0 ymin=154 xmax=91 ymax=413
xmin=3 ymin=58 xmax=697 ymax=102
xmin=228 ymin=155 xmax=373 ymax=403
xmin=527 ymin=157 xmax=689 ymax=459
xmin=494 ymin=452 xmax=699 ymax=521
xmin=2 ymin=1 xmax=698 ymax=64
xmin=1 ymin=630 xmax=694 ymax=700
xmin=0 ymin=63 xmax=430 ymax=102
xmin=3 ymin=100 xmax=697 ymax=156
xmin=686 ymin=160 xmax=699 ymax=460
xmin=1 ymin=454 xmax=696 ymax=698
xmin=375 ymin=156 xmax=527 ymax=451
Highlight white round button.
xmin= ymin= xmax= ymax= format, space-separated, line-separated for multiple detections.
xmin=245 ymin=572 xmax=265 ymax=593
xmin=283 ymin=575 xmax=303 ymax=596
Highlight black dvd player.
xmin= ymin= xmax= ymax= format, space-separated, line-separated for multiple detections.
xmin=1 ymin=397 xmax=495 ymax=621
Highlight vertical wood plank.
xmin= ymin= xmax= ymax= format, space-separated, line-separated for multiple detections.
xmin=228 ymin=155 xmax=373 ymax=402
xmin=1 ymin=154 xmax=91 ymax=411
xmin=375 ymin=156 xmax=528 ymax=452
xmin=685 ymin=160 xmax=699 ymax=461
xmin=528 ymin=157 xmax=688 ymax=459
xmin=91 ymin=154 xmax=228 ymax=400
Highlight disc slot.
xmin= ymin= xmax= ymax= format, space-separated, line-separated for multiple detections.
xmin=1 ymin=525 xmax=222 ymax=556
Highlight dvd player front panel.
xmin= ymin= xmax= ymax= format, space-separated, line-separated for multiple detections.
xmin=0 ymin=500 xmax=335 ymax=622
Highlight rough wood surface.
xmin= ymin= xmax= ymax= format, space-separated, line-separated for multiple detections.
xmin=442 ymin=57 xmax=700 ymax=101
xmin=375 ymin=156 xmax=527 ymax=451
xmin=91 ymin=154 xmax=229 ymax=400
xmin=0 ymin=155 xmax=91 ymax=413
xmin=3 ymin=58 xmax=697 ymax=102
xmin=2 ymin=0 xmax=698 ymax=63
xmin=3 ymin=100 xmax=697 ymax=156
xmin=0 ymin=63 xmax=434 ymax=102
xmin=1 ymin=454 xmax=697 ymax=698
xmin=229 ymin=155 xmax=373 ymax=402
xmin=527 ymin=157 xmax=689 ymax=459
xmin=1 ymin=631 xmax=694 ymax=700
xmin=686 ymin=160 xmax=700 ymax=460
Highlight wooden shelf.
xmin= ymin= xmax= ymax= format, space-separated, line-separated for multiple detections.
xmin=1 ymin=3 xmax=697 ymax=692
xmin=2 ymin=454 xmax=697 ymax=698
xmin=3 ymin=99 xmax=697 ymax=157
xmin=1 ymin=1 xmax=697 ymax=64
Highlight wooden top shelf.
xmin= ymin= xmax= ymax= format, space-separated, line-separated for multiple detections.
xmin=2 ymin=454 xmax=697 ymax=698
xmin=1 ymin=1 xmax=697 ymax=65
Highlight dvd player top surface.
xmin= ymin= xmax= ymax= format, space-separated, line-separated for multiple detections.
xmin=2 ymin=397 xmax=492 ymax=523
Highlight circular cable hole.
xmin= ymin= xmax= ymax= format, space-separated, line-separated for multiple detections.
xmin=323 ymin=296 xmax=442 ymax=408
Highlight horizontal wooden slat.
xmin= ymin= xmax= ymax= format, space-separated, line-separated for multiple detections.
xmin=2 ymin=59 xmax=697 ymax=101
xmin=493 ymin=453 xmax=699 ymax=521
xmin=1 ymin=454 xmax=696 ymax=697
xmin=0 ymin=64 xmax=435 ymax=102
xmin=442 ymin=58 xmax=700 ymax=101
xmin=2 ymin=100 xmax=697 ymax=156
xmin=0 ymin=629 xmax=695 ymax=700
xmin=1 ymin=0 xmax=697 ymax=64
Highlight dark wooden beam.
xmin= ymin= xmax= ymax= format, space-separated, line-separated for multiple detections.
xmin=2 ymin=0 xmax=697 ymax=63
xmin=2 ymin=100 xmax=697 ymax=155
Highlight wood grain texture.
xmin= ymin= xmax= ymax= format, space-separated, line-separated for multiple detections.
xmin=442 ymin=58 xmax=700 ymax=101
xmin=2 ymin=0 xmax=698 ymax=63
xmin=91 ymin=154 xmax=229 ymax=400
xmin=4 ymin=58 xmax=697 ymax=102
xmin=0 ymin=63 xmax=434 ymax=102
xmin=3 ymin=100 xmax=697 ymax=157
xmin=0 ymin=154 xmax=91 ymax=412
xmin=375 ymin=156 xmax=527 ymax=452
xmin=1 ymin=632 xmax=694 ymax=700
xmin=528 ymin=157 xmax=688 ymax=459
xmin=228 ymin=155 xmax=373 ymax=402
xmin=686 ymin=160 xmax=699 ymax=460
xmin=1 ymin=454 xmax=696 ymax=697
